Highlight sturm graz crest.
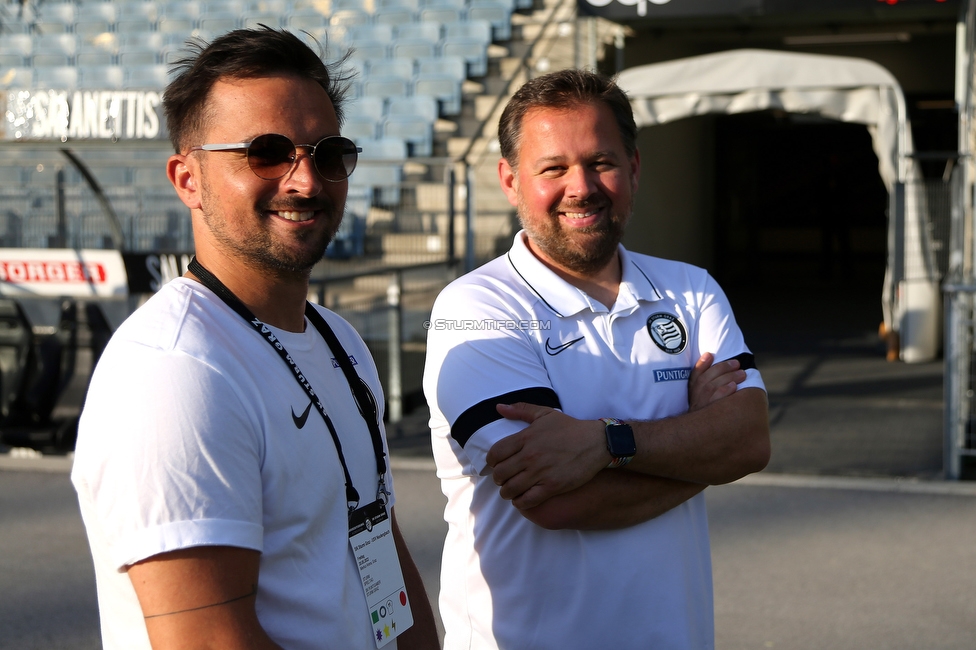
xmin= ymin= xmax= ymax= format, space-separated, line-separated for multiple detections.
xmin=647 ymin=313 xmax=687 ymax=354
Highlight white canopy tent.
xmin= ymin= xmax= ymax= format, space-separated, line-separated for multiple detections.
xmin=617 ymin=48 xmax=941 ymax=362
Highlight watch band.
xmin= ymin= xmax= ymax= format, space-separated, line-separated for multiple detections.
xmin=601 ymin=417 xmax=635 ymax=469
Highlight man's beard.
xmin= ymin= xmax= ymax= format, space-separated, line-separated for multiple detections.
xmin=517 ymin=196 xmax=629 ymax=276
xmin=200 ymin=183 xmax=342 ymax=276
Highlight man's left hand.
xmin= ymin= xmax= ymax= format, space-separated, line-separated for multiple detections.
xmin=486 ymin=403 xmax=607 ymax=510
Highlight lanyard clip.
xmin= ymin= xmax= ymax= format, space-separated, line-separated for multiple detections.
xmin=377 ymin=476 xmax=391 ymax=507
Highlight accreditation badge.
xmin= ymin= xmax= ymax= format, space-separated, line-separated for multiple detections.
xmin=349 ymin=500 xmax=414 ymax=648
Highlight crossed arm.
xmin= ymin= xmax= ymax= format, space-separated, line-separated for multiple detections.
xmin=128 ymin=508 xmax=439 ymax=649
xmin=484 ymin=353 xmax=770 ymax=530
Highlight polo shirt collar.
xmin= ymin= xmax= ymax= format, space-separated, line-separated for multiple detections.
xmin=506 ymin=230 xmax=662 ymax=318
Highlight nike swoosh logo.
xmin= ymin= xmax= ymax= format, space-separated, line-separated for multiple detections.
xmin=292 ymin=401 xmax=313 ymax=429
xmin=545 ymin=336 xmax=585 ymax=356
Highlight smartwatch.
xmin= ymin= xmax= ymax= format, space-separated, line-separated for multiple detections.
xmin=600 ymin=417 xmax=636 ymax=468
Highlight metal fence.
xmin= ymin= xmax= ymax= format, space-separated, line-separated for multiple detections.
xmin=942 ymin=159 xmax=976 ymax=479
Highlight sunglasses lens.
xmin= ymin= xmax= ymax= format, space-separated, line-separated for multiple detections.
xmin=246 ymin=134 xmax=297 ymax=180
xmin=313 ymin=136 xmax=359 ymax=181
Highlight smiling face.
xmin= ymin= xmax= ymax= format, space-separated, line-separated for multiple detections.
xmin=173 ymin=74 xmax=346 ymax=277
xmin=499 ymin=101 xmax=640 ymax=279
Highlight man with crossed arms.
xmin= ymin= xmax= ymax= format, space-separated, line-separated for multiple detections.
xmin=423 ymin=69 xmax=770 ymax=649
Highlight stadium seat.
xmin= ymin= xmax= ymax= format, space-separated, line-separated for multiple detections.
xmin=374 ymin=5 xmax=417 ymax=26
xmin=124 ymin=65 xmax=171 ymax=89
xmin=199 ymin=14 xmax=241 ymax=34
xmin=286 ymin=8 xmax=329 ymax=30
xmin=79 ymin=65 xmax=125 ymax=90
xmin=419 ymin=6 xmax=465 ymax=25
xmin=74 ymin=19 xmax=114 ymax=38
xmin=204 ymin=0 xmax=245 ymax=13
xmin=414 ymin=72 xmax=461 ymax=115
xmin=330 ymin=9 xmax=371 ymax=27
xmin=349 ymin=41 xmax=390 ymax=61
xmin=416 ymin=54 xmax=466 ymax=81
xmin=32 ymin=34 xmax=77 ymax=62
xmin=367 ymin=58 xmax=415 ymax=81
xmin=33 ymin=66 xmax=78 ymax=90
xmin=76 ymin=51 xmax=116 ymax=66
xmin=161 ymin=0 xmax=203 ymax=20
xmin=0 ymin=68 xmax=33 ymax=90
xmin=468 ymin=0 xmax=512 ymax=41
xmin=383 ymin=114 xmax=433 ymax=157
xmin=0 ymin=34 xmax=31 ymax=67
xmin=79 ymin=32 xmax=121 ymax=62
xmin=363 ymin=75 xmax=411 ymax=99
xmin=158 ymin=16 xmax=197 ymax=34
xmin=441 ymin=35 xmax=488 ymax=77
xmin=119 ymin=2 xmax=161 ymax=21
xmin=355 ymin=137 xmax=407 ymax=206
xmin=78 ymin=2 xmax=118 ymax=23
xmin=388 ymin=94 xmax=439 ymax=122
xmin=444 ymin=20 xmax=492 ymax=45
xmin=343 ymin=115 xmax=381 ymax=143
xmin=396 ymin=21 xmax=443 ymax=42
xmin=33 ymin=2 xmax=76 ymax=34
xmin=378 ymin=0 xmax=421 ymax=9
xmin=346 ymin=96 xmax=387 ymax=122
xmin=244 ymin=14 xmax=286 ymax=29
xmin=116 ymin=18 xmax=158 ymax=35
xmin=247 ymin=0 xmax=289 ymax=12
xmin=392 ymin=39 xmax=437 ymax=60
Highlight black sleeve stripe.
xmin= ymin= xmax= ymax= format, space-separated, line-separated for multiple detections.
xmin=725 ymin=352 xmax=757 ymax=370
xmin=451 ymin=387 xmax=562 ymax=449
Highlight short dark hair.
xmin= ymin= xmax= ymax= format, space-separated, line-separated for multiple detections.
xmin=497 ymin=69 xmax=638 ymax=169
xmin=163 ymin=27 xmax=352 ymax=153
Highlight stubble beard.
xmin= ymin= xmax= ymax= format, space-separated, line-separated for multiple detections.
xmin=200 ymin=180 xmax=343 ymax=276
xmin=517 ymin=194 xmax=630 ymax=276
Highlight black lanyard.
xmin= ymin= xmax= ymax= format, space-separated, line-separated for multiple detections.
xmin=187 ymin=257 xmax=388 ymax=513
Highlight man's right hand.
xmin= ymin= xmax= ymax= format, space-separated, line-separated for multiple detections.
xmin=688 ymin=352 xmax=746 ymax=411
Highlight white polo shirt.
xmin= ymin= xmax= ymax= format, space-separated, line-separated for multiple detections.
xmin=424 ymin=231 xmax=765 ymax=650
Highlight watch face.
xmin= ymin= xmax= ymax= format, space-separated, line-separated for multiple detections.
xmin=606 ymin=423 xmax=636 ymax=457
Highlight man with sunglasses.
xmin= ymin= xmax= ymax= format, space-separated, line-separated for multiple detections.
xmin=71 ymin=28 xmax=438 ymax=650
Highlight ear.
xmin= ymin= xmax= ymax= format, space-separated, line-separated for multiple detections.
xmin=167 ymin=154 xmax=202 ymax=210
xmin=498 ymin=158 xmax=519 ymax=208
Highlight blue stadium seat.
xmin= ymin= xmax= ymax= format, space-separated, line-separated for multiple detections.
xmin=0 ymin=34 xmax=31 ymax=67
xmin=0 ymin=68 xmax=33 ymax=90
xmin=383 ymin=114 xmax=433 ymax=157
xmin=346 ymin=96 xmax=387 ymax=122
xmin=124 ymin=64 xmax=171 ymax=90
xmin=441 ymin=34 xmax=488 ymax=77
xmin=374 ymin=4 xmax=417 ymax=26
xmin=392 ymin=39 xmax=437 ymax=60
xmin=388 ymin=94 xmax=439 ymax=122
xmin=468 ymin=0 xmax=512 ymax=41
xmin=363 ymin=75 xmax=411 ymax=99
xmin=343 ymin=115 xmax=382 ymax=143
xmin=34 ymin=2 xmax=76 ymax=34
xmin=416 ymin=54 xmax=466 ymax=81
xmin=414 ymin=72 xmax=461 ymax=115
xmin=367 ymin=58 xmax=415 ymax=81
xmin=33 ymin=66 xmax=78 ymax=90
xmin=80 ymin=65 xmax=125 ymax=90
xmin=119 ymin=2 xmax=161 ymax=22
xmin=395 ymin=21 xmax=443 ymax=42
xmin=419 ymin=5 xmax=465 ymax=25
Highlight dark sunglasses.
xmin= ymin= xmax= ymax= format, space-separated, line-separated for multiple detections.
xmin=188 ymin=133 xmax=361 ymax=182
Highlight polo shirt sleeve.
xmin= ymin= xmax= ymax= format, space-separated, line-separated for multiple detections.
xmin=73 ymin=344 xmax=265 ymax=571
xmin=424 ymin=281 xmax=556 ymax=476
xmin=694 ymin=272 xmax=766 ymax=393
